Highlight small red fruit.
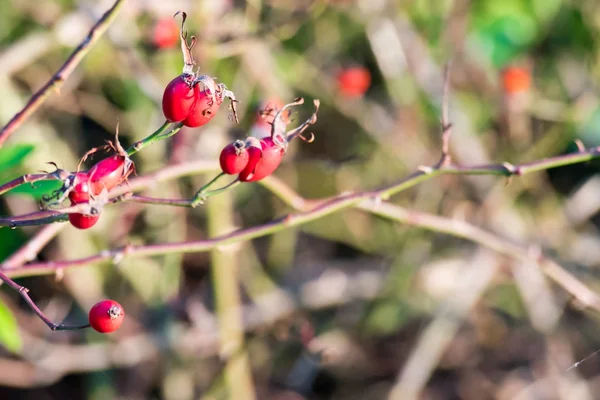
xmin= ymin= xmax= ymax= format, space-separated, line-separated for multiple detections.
xmin=152 ymin=17 xmax=180 ymax=49
xmin=183 ymin=88 xmax=221 ymax=128
xmin=220 ymin=140 xmax=249 ymax=174
xmin=68 ymin=211 xmax=99 ymax=230
xmin=88 ymin=300 xmax=125 ymax=333
xmin=238 ymin=137 xmax=285 ymax=182
xmin=89 ymin=155 xmax=132 ymax=194
xmin=162 ymin=75 xmax=197 ymax=122
xmin=501 ymin=66 xmax=531 ymax=94
xmin=67 ymin=172 xmax=100 ymax=230
xmin=337 ymin=66 xmax=371 ymax=98
xmin=68 ymin=172 xmax=92 ymax=204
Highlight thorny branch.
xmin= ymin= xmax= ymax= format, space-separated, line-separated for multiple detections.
xmin=2 ymin=66 xmax=600 ymax=334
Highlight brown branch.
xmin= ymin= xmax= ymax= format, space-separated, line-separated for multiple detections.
xmin=0 ymin=0 xmax=125 ymax=146
xmin=0 ymin=270 xmax=89 ymax=331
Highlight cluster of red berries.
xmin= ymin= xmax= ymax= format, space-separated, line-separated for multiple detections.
xmin=53 ymin=149 xmax=133 ymax=230
xmin=88 ymin=300 xmax=125 ymax=333
xmin=219 ymin=99 xmax=319 ymax=182
xmin=162 ymin=74 xmax=237 ymax=128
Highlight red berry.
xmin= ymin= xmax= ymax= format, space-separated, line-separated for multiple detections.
xmin=337 ymin=66 xmax=371 ymax=98
xmin=162 ymin=75 xmax=197 ymax=122
xmin=66 ymin=172 xmax=100 ymax=229
xmin=251 ymin=99 xmax=289 ymax=139
xmin=501 ymin=66 xmax=531 ymax=94
xmin=238 ymin=142 xmax=263 ymax=182
xmin=68 ymin=210 xmax=100 ymax=230
xmin=152 ymin=17 xmax=180 ymax=49
xmin=88 ymin=300 xmax=125 ymax=333
xmin=239 ymin=137 xmax=285 ymax=182
xmin=183 ymin=88 xmax=221 ymax=128
xmin=89 ymin=155 xmax=132 ymax=195
xmin=220 ymin=140 xmax=249 ymax=174
xmin=68 ymin=172 xmax=92 ymax=204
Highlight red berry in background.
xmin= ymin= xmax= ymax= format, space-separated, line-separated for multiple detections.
xmin=68 ymin=212 xmax=99 ymax=230
xmin=183 ymin=88 xmax=221 ymax=128
xmin=88 ymin=300 xmax=125 ymax=333
xmin=501 ymin=66 xmax=531 ymax=94
xmin=89 ymin=155 xmax=132 ymax=195
xmin=250 ymin=99 xmax=290 ymax=139
xmin=220 ymin=140 xmax=249 ymax=174
xmin=238 ymin=137 xmax=285 ymax=182
xmin=337 ymin=66 xmax=371 ymax=98
xmin=152 ymin=17 xmax=180 ymax=49
xmin=162 ymin=75 xmax=197 ymax=122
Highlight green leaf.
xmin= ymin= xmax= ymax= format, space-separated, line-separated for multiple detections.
xmin=0 ymin=144 xmax=35 ymax=171
xmin=0 ymin=298 xmax=22 ymax=353
xmin=7 ymin=180 xmax=63 ymax=200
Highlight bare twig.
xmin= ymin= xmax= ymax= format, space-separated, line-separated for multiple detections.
xmin=0 ymin=270 xmax=89 ymax=331
xmin=0 ymin=0 xmax=125 ymax=146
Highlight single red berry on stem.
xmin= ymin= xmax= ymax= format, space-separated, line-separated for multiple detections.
xmin=337 ymin=66 xmax=371 ymax=98
xmin=220 ymin=140 xmax=249 ymax=174
xmin=88 ymin=300 xmax=125 ymax=333
xmin=152 ymin=17 xmax=180 ymax=49
xmin=162 ymin=75 xmax=197 ymax=122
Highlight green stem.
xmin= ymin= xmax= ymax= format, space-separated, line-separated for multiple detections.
xmin=191 ymin=178 xmax=239 ymax=207
xmin=126 ymin=121 xmax=183 ymax=156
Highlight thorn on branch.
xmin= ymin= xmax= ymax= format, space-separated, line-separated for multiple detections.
xmin=418 ymin=165 xmax=434 ymax=174
xmin=574 ymin=139 xmax=586 ymax=153
xmin=502 ymin=162 xmax=520 ymax=176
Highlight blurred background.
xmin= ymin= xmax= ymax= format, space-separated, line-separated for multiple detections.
xmin=2 ymin=0 xmax=600 ymax=398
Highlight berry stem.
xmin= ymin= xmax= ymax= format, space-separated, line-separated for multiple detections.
xmin=127 ymin=121 xmax=183 ymax=156
xmin=191 ymin=174 xmax=239 ymax=207
xmin=0 ymin=270 xmax=90 ymax=331
xmin=193 ymin=172 xmax=225 ymax=195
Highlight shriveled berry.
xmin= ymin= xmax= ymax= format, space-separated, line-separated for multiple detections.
xmin=162 ymin=75 xmax=197 ymax=122
xmin=88 ymin=300 xmax=125 ymax=333
xmin=220 ymin=140 xmax=249 ymax=174
xmin=183 ymin=88 xmax=221 ymax=128
xmin=337 ymin=66 xmax=371 ymax=98
xmin=89 ymin=155 xmax=133 ymax=195
xmin=152 ymin=17 xmax=180 ymax=49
